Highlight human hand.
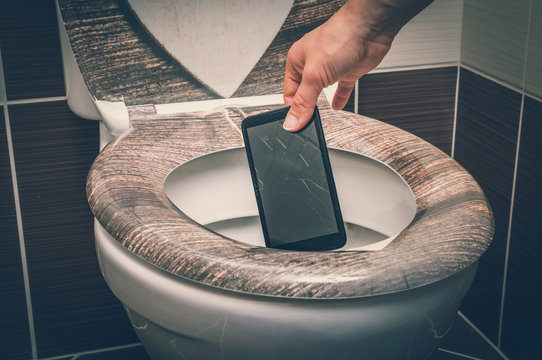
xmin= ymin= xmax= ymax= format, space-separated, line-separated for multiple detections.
xmin=283 ymin=0 xmax=433 ymax=131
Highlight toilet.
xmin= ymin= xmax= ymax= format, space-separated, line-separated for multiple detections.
xmin=57 ymin=0 xmax=494 ymax=359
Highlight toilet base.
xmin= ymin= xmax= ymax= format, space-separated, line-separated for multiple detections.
xmin=125 ymin=305 xmax=456 ymax=360
xmin=95 ymin=220 xmax=477 ymax=360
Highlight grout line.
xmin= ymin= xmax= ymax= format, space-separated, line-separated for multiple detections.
xmin=498 ymin=94 xmax=524 ymax=348
xmin=0 ymin=50 xmax=66 ymax=107
xmin=0 ymin=49 xmax=39 ymax=360
xmin=458 ymin=312 xmax=512 ymax=360
xmin=498 ymin=0 xmax=533 ymax=347
xmin=354 ymin=79 xmax=359 ymax=114
xmin=369 ymin=61 xmax=459 ymax=74
xmin=460 ymin=64 xmax=523 ymax=94
xmin=452 ymin=0 xmax=464 ymax=159
xmin=451 ymin=64 xmax=461 ymax=158
xmin=6 ymin=95 xmax=67 ymax=105
xmin=460 ymin=63 xmax=542 ymax=103
xmin=520 ymin=0 xmax=534 ymax=94
xmin=524 ymin=92 xmax=542 ymax=103
xmin=437 ymin=348 xmax=482 ymax=360
xmin=39 ymin=342 xmax=144 ymax=360
xmin=0 ymin=48 xmax=5 ymax=106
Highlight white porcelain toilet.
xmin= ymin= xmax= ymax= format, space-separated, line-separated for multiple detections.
xmin=96 ymin=221 xmax=477 ymax=360
xmin=57 ymin=0 xmax=494 ymax=359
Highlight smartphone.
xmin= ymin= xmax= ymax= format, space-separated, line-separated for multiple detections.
xmin=241 ymin=106 xmax=346 ymax=251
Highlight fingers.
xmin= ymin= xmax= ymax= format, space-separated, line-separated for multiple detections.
xmin=283 ymin=73 xmax=322 ymax=132
xmin=332 ymin=79 xmax=356 ymax=110
xmin=283 ymin=39 xmax=322 ymax=132
xmin=284 ymin=77 xmax=355 ymax=132
xmin=283 ymin=72 xmax=300 ymax=107
xmin=283 ymin=41 xmax=304 ymax=106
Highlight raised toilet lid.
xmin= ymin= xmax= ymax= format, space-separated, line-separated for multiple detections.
xmin=57 ymin=0 xmax=345 ymax=105
xmin=87 ymin=101 xmax=494 ymax=299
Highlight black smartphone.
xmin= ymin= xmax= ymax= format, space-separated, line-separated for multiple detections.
xmin=241 ymin=106 xmax=346 ymax=251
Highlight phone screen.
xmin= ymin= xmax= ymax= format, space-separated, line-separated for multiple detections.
xmin=242 ymin=106 xmax=345 ymax=250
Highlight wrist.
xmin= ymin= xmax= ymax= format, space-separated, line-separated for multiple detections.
xmin=341 ymin=0 xmax=433 ymax=45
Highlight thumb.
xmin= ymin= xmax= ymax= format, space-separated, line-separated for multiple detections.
xmin=283 ymin=75 xmax=322 ymax=132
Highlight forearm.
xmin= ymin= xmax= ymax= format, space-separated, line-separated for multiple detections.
xmin=340 ymin=0 xmax=434 ymax=45
xmin=282 ymin=0 xmax=434 ymax=131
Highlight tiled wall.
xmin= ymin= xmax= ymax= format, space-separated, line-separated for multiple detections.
xmin=455 ymin=67 xmax=521 ymax=345
xmin=377 ymin=0 xmax=462 ymax=69
xmin=455 ymin=1 xmax=542 ymax=360
xmin=0 ymin=1 xmax=143 ymax=359
xmin=346 ymin=1 xmax=541 ymax=360
xmin=1 ymin=0 xmax=539 ymax=360
xmin=349 ymin=66 xmax=457 ymax=154
xmin=344 ymin=0 xmax=462 ymax=155
xmin=0 ymin=104 xmax=32 ymax=359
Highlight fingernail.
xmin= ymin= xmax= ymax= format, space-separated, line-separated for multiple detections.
xmin=283 ymin=114 xmax=298 ymax=130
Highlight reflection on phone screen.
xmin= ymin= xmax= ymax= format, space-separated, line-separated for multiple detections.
xmin=245 ymin=117 xmax=338 ymax=247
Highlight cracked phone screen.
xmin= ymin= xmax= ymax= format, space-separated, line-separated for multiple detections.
xmin=246 ymin=117 xmax=338 ymax=247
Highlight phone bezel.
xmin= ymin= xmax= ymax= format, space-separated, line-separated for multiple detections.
xmin=241 ymin=106 xmax=346 ymax=251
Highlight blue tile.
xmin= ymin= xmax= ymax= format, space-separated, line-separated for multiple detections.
xmin=0 ymin=0 xmax=64 ymax=100
xmin=501 ymin=96 xmax=542 ymax=359
xmin=357 ymin=67 xmax=457 ymax=154
xmin=8 ymin=101 xmax=137 ymax=357
xmin=454 ymin=68 xmax=522 ymax=343
xmin=0 ymin=106 xmax=32 ymax=359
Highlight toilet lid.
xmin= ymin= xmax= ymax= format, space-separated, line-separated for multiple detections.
xmin=58 ymin=0 xmax=344 ymax=105
xmin=126 ymin=0 xmax=294 ymax=98
xmin=87 ymin=102 xmax=494 ymax=299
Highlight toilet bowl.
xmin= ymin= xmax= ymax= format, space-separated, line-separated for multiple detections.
xmin=164 ymin=146 xmax=417 ymax=251
xmin=87 ymin=103 xmax=493 ymax=360
xmin=57 ymin=0 xmax=495 ymax=359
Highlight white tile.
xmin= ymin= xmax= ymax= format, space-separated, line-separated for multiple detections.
xmin=461 ymin=0 xmax=530 ymax=88
xmin=376 ymin=0 xmax=463 ymax=70
xmin=525 ymin=0 xmax=542 ymax=98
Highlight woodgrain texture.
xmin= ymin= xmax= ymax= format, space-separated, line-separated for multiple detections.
xmin=87 ymin=100 xmax=494 ymax=299
xmin=57 ymin=0 xmax=343 ymax=105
